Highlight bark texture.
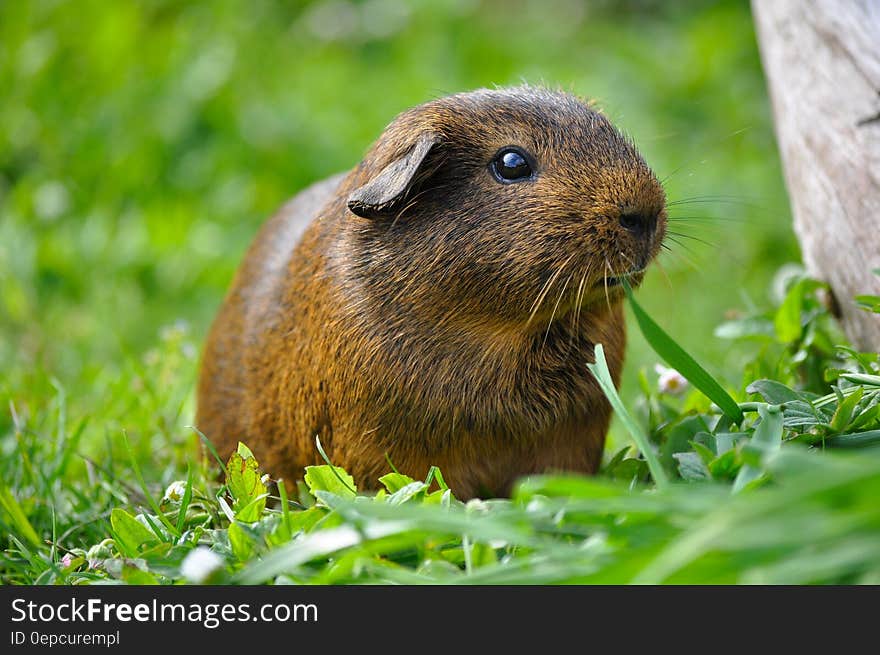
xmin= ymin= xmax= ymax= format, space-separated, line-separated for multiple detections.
xmin=752 ymin=0 xmax=880 ymax=350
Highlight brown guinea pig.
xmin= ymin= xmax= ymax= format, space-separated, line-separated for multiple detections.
xmin=196 ymin=85 xmax=666 ymax=498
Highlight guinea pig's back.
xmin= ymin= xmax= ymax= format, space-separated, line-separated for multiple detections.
xmin=196 ymin=172 xmax=345 ymax=453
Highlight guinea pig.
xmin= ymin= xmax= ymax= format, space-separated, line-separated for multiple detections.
xmin=196 ymin=85 xmax=666 ymax=499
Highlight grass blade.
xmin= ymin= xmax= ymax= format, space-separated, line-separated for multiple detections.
xmin=121 ymin=430 xmax=180 ymax=538
xmin=191 ymin=426 xmax=227 ymax=476
xmin=176 ymin=465 xmax=194 ymax=535
xmin=587 ymin=344 xmax=669 ymax=489
xmin=623 ymin=280 xmax=744 ymax=423
xmin=315 ymin=436 xmax=358 ymax=495
xmin=276 ymin=478 xmax=293 ymax=540
xmin=0 ymin=483 xmax=42 ymax=547
xmin=732 ymin=404 xmax=783 ymax=493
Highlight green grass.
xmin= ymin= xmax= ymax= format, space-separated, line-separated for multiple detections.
xmin=6 ymin=0 xmax=878 ymax=585
xmin=4 ymin=266 xmax=880 ymax=584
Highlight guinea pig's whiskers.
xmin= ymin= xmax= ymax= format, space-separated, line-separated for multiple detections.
xmin=542 ymin=274 xmax=572 ymax=349
xmin=659 ymin=238 xmax=701 ymax=272
xmin=663 ymin=233 xmax=703 ymax=258
xmin=528 ymin=277 xmax=557 ymax=325
xmin=568 ymin=269 xmax=589 ymax=346
xmin=658 ymin=123 xmax=753 ymax=186
xmin=664 ymin=195 xmax=759 ymax=234
xmin=666 ymin=195 xmax=757 ymax=209
xmin=661 ymin=250 xmax=699 ymax=273
xmin=665 ymin=230 xmax=717 ymax=249
xmin=575 ymin=270 xmax=588 ymax=320
xmin=666 ymin=214 xmax=745 ymax=224
xmin=602 ymin=258 xmax=613 ymax=313
xmin=653 ymin=257 xmax=674 ymax=291
xmin=526 ymin=254 xmax=575 ymax=328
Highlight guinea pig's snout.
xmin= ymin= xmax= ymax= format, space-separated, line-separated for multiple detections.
xmin=618 ymin=209 xmax=659 ymax=238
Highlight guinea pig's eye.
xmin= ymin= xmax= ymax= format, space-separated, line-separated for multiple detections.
xmin=490 ymin=147 xmax=534 ymax=183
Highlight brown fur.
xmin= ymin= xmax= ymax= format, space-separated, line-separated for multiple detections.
xmin=196 ymin=86 xmax=666 ymax=498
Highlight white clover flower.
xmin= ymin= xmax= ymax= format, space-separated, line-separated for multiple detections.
xmin=181 ymin=547 xmax=224 ymax=584
xmin=654 ymin=364 xmax=689 ymax=395
xmin=163 ymin=480 xmax=187 ymax=502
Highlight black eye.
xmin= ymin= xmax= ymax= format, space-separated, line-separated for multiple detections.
xmin=491 ymin=147 xmax=533 ymax=183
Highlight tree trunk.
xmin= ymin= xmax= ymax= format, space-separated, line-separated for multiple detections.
xmin=752 ymin=0 xmax=880 ymax=351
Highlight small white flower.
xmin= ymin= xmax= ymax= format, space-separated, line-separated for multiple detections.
xmin=260 ymin=473 xmax=271 ymax=486
xmin=60 ymin=553 xmax=74 ymax=568
xmin=655 ymin=364 xmax=689 ymax=395
xmin=181 ymin=547 xmax=224 ymax=584
xmin=163 ymin=480 xmax=187 ymax=502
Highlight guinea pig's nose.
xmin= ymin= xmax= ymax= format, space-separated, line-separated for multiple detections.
xmin=618 ymin=210 xmax=658 ymax=237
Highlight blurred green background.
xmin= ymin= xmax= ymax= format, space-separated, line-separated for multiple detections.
xmin=0 ymin=0 xmax=799 ymax=462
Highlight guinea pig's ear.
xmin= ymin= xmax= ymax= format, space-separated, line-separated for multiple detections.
xmin=347 ymin=133 xmax=441 ymax=219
